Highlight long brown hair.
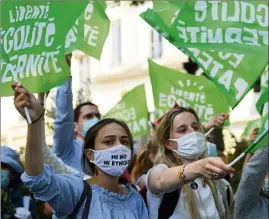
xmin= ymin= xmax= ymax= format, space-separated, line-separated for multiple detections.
xmin=131 ymin=138 xmax=159 ymax=184
xmin=155 ymin=106 xmax=223 ymax=218
xmin=82 ymin=118 xmax=133 ymax=176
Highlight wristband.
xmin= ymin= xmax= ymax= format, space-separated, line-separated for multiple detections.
xmin=29 ymin=109 xmax=45 ymax=124
xmin=177 ymin=166 xmax=183 ymax=184
xmin=180 ymin=164 xmax=187 ymax=184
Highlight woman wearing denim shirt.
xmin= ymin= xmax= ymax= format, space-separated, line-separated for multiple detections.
xmin=12 ymin=82 xmax=148 ymax=219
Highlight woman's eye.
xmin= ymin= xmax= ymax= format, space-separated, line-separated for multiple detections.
xmin=193 ymin=126 xmax=200 ymax=131
xmin=178 ymin=128 xmax=186 ymax=133
xmin=85 ymin=115 xmax=93 ymax=120
xmin=121 ymin=141 xmax=129 ymax=146
xmin=104 ymin=140 xmax=114 ymax=145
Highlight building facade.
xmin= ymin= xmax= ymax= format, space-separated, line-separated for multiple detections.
xmin=1 ymin=2 xmax=261 ymax=154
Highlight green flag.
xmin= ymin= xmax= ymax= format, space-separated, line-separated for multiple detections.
xmin=259 ymin=112 xmax=268 ymax=134
xmin=140 ymin=8 xmax=267 ymax=109
xmin=256 ymin=68 xmax=269 ymax=115
xmin=247 ymin=71 xmax=269 ymax=153
xmin=148 ymin=59 xmax=230 ymax=124
xmin=0 ymin=1 xmax=87 ymax=96
xmin=229 ymin=113 xmax=268 ymax=166
xmin=230 ymin=123 xmax=268 ymax=166
xmin=169 ymin=1 xmax=268 ymax=55
xmin=0 ymin=43 xmax=9 ymax=63
xmin=152 ymin=1 xmax=181 ymax=28
xmin=241 ymin=119 xmax=260 ymax=140
xmin=247 ymin=94 xmax=269 ymax=153
xmin=65 ymin=1 xmax=110 ymax=59
xmin=104 ymin=85 xmax=149 ymax=137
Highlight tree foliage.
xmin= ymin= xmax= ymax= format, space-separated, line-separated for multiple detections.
xmin=45 ymin=77 xmax=92 ymax=131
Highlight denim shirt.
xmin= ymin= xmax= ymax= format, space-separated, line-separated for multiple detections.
xmin=234 ymin=146 xmax=269 ymax=219
xmin=21 ymin=165 xmax=149 ymax=219
xmin=52 ymin=78 xmax=83 ymax=172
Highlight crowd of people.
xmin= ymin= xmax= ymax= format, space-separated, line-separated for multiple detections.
xmin=1 ymin=56 xmax=268 ymax=219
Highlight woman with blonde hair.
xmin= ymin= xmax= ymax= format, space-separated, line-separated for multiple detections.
xmin=146 ymin=106 xmax=234 ymax=219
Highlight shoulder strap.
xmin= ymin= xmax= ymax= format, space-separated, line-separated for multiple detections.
xmin=158 ymin=188 xmax=180 ymax=219
xmin=82 ymin=181 xmax=92 ymax=219
xmin=130 ymin=184 xmax=138 ymax=191
xmin=67 ymin=180 xmax=92 ymax=219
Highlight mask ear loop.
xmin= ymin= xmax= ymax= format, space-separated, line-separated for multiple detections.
xmin=85 ymin=149 xmax=99 ymax=176
xmin=85 ymin=149 xmax=96 ymax=164
xmin=168 ymin=139 xmax=179 ymax=155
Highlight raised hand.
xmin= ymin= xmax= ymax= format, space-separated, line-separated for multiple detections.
xmin=250 ymin=127 xmax=259 ymax=143
xmin=12 ymin=82 xmax=44 ymax=122
xmin=193 ymin=157 xmax=234 ymax=180
xmin=204 ymin=112 xmax=229 ymax=130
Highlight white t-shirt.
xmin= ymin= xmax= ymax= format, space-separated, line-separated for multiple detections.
xmin=146 ymin=164 xmax=225 ymax=219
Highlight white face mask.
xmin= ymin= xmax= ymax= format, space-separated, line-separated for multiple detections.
xmin=89 ymin=145 xmax=132 ymax=176
xmin=169 ymin=131 xmax=206 ymax=160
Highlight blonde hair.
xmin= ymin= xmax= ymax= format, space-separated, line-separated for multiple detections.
xmin=155 ymin=107 xmax=223 ymax=219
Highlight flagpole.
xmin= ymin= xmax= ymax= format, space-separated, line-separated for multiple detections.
xmin=44 ymin=92 xmax=46 ymax=109
xmin=24 ymin=106 xmax=32 ymax=124
xmin=228 ymin=152 xmax=245 ymax=167
xmin=228 ymin=129 xmax=268 ymax=167
xmin=14 ymin=80 xmax=32 ymax=124
xmin=205 ymin=127 xmax=214 ymax=137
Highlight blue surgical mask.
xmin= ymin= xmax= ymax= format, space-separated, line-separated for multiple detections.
xmin=207 ymin=142 xmax=218 ymax=157
xmin=1 ymin=169 xmax=10 ymax=189
xmin=264 ymin=179 xmax=269 ymax=194
xmin=82 ymin=118 xmax=100 ymax=137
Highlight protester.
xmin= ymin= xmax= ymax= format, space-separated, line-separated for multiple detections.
xmin=51 ymin=55 xmax=133 ymax=184
xmin=31 ymin=93 xmax=84 ymax=218
xmin=12 ymin=83 xmax=148 ymax=219
xmin=146 ymin=106 xmax=234 ymax=219
xmin=1 ymin=146 xmax=36 ymax=219
xmin=52 ymin=54 xmax=101 ymax=172
xmin=234 ymin=146 xmax=269 ymax=219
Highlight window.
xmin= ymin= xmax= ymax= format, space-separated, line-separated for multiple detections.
xmin=111 ymin=20 xmax=121 ymax=67
xmin=80 ymin=56 xmax=91 ymax=84
xmin=79 ymin=56 xmax=91 ymax=102
xmin=151 ymin=30 xmax=163 ymax=59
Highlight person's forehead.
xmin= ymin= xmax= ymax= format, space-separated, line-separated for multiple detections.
xmin=79 ymin=105 xmax=99 ymax=116
xmin=173 ymin=112 xmax=198 ymax=126
xmin=97 ymin=123 xmax=128 ymax=138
